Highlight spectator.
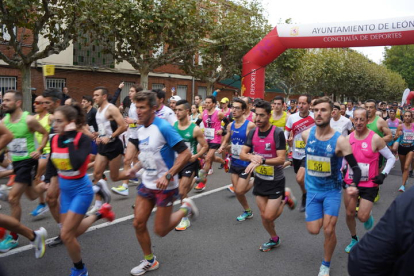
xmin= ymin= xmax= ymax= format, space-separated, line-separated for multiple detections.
xmin=61 ymin=87 xmax=70 ymax=105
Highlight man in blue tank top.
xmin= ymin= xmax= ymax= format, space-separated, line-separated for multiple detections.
xmin=218 ymin=98 xmax=256 ymax=222
xmin=302 ymin=96 xmax=361 ymax=276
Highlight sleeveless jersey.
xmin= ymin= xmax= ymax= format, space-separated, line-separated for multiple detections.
xmin=50 ymin=133 xmax=89 ymax=179
xmin=305 ymin=126 xmax=342 ymax=192
xmin=387 ymin=118 xmax=399 ymax=146
xmin=202 ymin=109 xmax=222 ymax=144
xmin=251 ymin=126 xmax=284 ymax=181
xmin=128 ymin=102 xmax=140 ymax=139
xmin=174 ymin=122 xmax=197 ymax=155
xmin=246 ymin=111 xmax=254 ymax=122
xmin=96 ymin=103 xmax=114 ymax=137
xmin=269 ymin=111 xmax=287 ymax=131
xmin=344 ymin=131 xmax=379 ymax=188
xmin=4 ymin=111 xmax=36 ymax=162
xmin=399 ymin=123 xmax=414 ymax=147
xmin=367 ymin=116 xmax=384 ymax=137
xmin=230 ymin=120 xmax=249 ymax=167
xmin=35 ymin=113 xmax=51 ymax=154
xmin=285 ymin=112 xmax=315 ymax=160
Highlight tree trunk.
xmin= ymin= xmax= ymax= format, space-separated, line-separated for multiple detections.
xmin=206 ymin=82 xmax=214 ymax=95
xmin=140 ymin=69 xmax=149 ymax=90
xmin=21 ymin=64 xmax=32 ymax=112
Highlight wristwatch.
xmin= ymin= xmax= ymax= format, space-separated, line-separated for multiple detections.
xmin=262 ymin=157 xmax=266 ymax=164
xmin=166 ymin=173 xmax=173 ymax=181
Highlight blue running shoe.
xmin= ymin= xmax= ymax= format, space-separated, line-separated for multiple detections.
xmin=30 ymin=203 xmax=49 ymax=217
xmin=364 ymin=214 xmax=374 ymax=230
xmin=345 ymin=237 xmax=358 ymax=253
xmin=236 ymin=211 xmax=253 ymax=221
xmin=259 ymin=238 xmax=280 ymax=252
xmin=0 ymin=235 xmax=18 ymax=252
xmin=70 ymin=266 xmax=88 ymax=276
xmin=399 ymin=185 xmax=405 ymax=192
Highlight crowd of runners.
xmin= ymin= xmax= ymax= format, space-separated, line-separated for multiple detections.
xmin=0 ymin=85 xmax=412 ymax=276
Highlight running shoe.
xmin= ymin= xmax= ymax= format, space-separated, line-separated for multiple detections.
xmin=224 ymin=158 xmax=230 ymax=173
xmin=194 ymin=182 xmax=206 ymax=192
xmin=6 ymin=175 xmax=15 ymax=187
xmin=345 ymin=237 xmax=358 ymax=253
xmin=70 ymin=266 xmax=88 ymax=276
xmin=129 ymin=178 xmax=141 ymax=185
xmin=111 ymin=185 xmax=129 ymax=196
xmin=285 ymin=187 xmax=297 ymax=210
xmin=102 ymin=173 xmax=107 ymax=181
xmin=236 ymin=210 xmax=253 ymax=221
xmin=399 ymin=185 xmax=405 ymax=192
xmin=299 ymin=193 xmax=306 ymax=212
xmin=86 ymin=205 xmax=99 ymax=216
xmin=227 ymin=185 xmax=235 ymax=194
xmin=130 ymin=258 xmax=159 ymax=276
xmin=218 ymin=164 xmax=224 ymax=169
xmin=0 ymin=228 xmax=6 ymax=240
xmin=195 ymin=169 xmax=207 ymax=183
xmin=48 ymin=235 xmax=63 ymax=248
xmin=98 ymin=203 xmax=115 ymax=222
xmin=96 ymin=179 xmax=111 ymax=203
xmin=259 ymin=238 xmax=280 ymax=252
xmin=364 ymin=214 xmax=374 ymax=230
xmin=0 ymin=188 xmax=9 ymax=202
xmin=30 ymin=203 xmax=49 ymax=217
xmin=0 ymin=235 xmax=18 ymax=252
xmin=208 ymin=168 xmax=214 ymax=175
xmin=32 ymin=227 xmax=47 ymax=259
xmin=182 ymin=198 xmax=199 ymax=219
xmin=318 ymin=264 xmax=330 ymax=276
xmin=175 ymin=218 xmax=191 ymax=231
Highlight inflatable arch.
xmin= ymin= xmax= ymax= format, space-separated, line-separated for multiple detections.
xmin=242 ymin=16 xmax=414 ymax=99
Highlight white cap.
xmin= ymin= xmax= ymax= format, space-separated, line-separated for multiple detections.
xmin=170 ymin=96 xmax=181 ymax=101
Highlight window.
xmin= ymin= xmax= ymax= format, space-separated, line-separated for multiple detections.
xmin=46 ymin=78 xmax=66 ymax=90
xmin=120 ymin=81 xmax=135 ymax=107
xmin=152 ymin=83 xmax=164 ymax=90
xmin=177 ymin=85 xmax=187 ymax=100
xmin=0 ymin=76 xmax=16 ymax=95
xmin=198 ymin=86 xmax=207 ymax=101
xmin=73 ymin=33 xmax=114 ymax=68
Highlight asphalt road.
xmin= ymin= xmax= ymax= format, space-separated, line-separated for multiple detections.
xmin=0 ymin=161 xmax=408 ymax=276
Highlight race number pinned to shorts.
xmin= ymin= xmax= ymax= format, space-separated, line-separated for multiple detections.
xmin=255 ymin=164 xmax=274 ymax=181
xmin=8 ymin=138 xmax=28 ymax=157
xmin=205 ymin=128 xmax=215 ymax=140
xmin=307 ymin=154 xmax=331 ymax=177
xmin=348 ymin=163 xmax=370 ymax=182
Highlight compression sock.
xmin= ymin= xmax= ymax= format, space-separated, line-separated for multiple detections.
xmin=74 ymin=260 xmax=84 ymax=270
xmin=322 ymin=260 xmax=331 ymax=268
xmin=145 ymin=253 xmax=154 ymax=263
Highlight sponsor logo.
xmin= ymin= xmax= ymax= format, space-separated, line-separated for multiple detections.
xmin=290 ymin=26 xmax=299 ymax=36
xmin=326 ymin=144 xmax=333 ymax=152
xmin=185 ymin=171 xmax=191 ymax=174
xmin=309 ymin=140 xmax=316 ymax=144
xmin=362 ymin=142 xmax=368 ymax=149
xmin=265 ymin=143 xmax=271 ymax=151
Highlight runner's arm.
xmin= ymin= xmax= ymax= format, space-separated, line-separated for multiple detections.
xmin=379 ymin=119 xmax=392 ymax=143
xmin=218 ymin=123 xmax=232 ymax=153
xmin=193 ymin=126 xmax=208 ymax=160
xmin=108 ymin=105 xmax=128 ymax=138
xmin=0 ymin=124 xmax=13 ymax=150
xmin=27 ymin=117 xmax=48 ymax=152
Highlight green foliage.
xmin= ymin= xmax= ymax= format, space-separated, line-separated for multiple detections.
xmin=383 ymin=45 xmax=414 ymax=90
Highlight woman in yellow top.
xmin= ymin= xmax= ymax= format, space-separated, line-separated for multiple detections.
xmin=269 ymin=96 xmax=289 ymax=131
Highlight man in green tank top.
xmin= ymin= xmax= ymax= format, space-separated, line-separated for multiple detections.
xmin=0 ymin=90 xmax=49 ymax=252
xmin=174 ymin=100 xmax=208 ymax=231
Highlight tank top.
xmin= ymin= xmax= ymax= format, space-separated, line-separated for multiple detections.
xmin=50 ymin=133 xmax=89 ymax=179
xmin=221 ymin=108 xmax=231 ymax=118
xmin=4 ymin=111 xmax=36 ymax=162
xmin=230 ymin=120 xmax=250 ymax=167
xmin=399 ymin=123 xmax=414 ymax=147
xmin=202 ymin=109 xmax=222 ymax=144
xmin=387 ymin=118 xmax=399 ymax=139
xmin=174 ymin=122 xmax=197 ymax=155
xmin=251 ymin=126 xmax=284 ymax=181
xmin=269 ymin=111 xmax=287 ymax=131
xmin=190 ymin=113 xmax=199 ymax=123
xmin=35 ymin=113 xmax=51 ymax=154
xmin=367 ymin=116 xmax=384 ymax=137
xmin=246 ymin=111 xmax=254 ymax=122
xmin=96 ymin=103 xmax=114 ymax=137
xmin=128 ymin=102 xmax=140 ymax=139
xmin=344 ymin=131 xmax=379 ymax=188
xmin=305 ymin=126 xmax=342 ymax=192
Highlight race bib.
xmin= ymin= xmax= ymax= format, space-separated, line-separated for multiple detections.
xmin=255 ymin=164 xmax=274 ymax=181
xmin=98 ymin=123 xmax=106 ymax=136
xmin=231 ymin=143 xmax=242 ymax=159
xmin=89 ymin=125 xmax=95 ymax=133
xmin=348 ymin=163 xmax=370 ymax=182
xmin=52 ymin=157 xmax=72 ymax=171
xmin=391 ymin=128 xmax=396 ymax=136
xmin=129 ymin=123 xmax=137 ymax=129
xmin=307 ymin=155 xmax=331 ymax=177
xmin=205 ymin=128 xmax=215 ymax=140
xmin=139 ymin=151 xmax=157 ymax=176
xmin=8 ymin=138 xmax=28 ymax=157
xmin=403 ymin=132 xmax=414 ymax=143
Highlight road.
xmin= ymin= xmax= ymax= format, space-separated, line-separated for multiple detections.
xmin=0 ymin=161 xmax=407 ymax=276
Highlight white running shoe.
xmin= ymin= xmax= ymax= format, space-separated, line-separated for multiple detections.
xmin=111 ymin=185 xmax=129 ymax=196
xmin=182 ymin=198 xmax=199 ymax=220
xmin=175 ymin=217 xmax=191 ymax=231
xmin=32 ymin=227 xmax=47 ymax=259
xmin=130 ymin=258 xmax=159 ymax=276
xmin=96 ymin=179 xmax=111 ymax=203
xmin=86 ymin=205 xmax=99 ymax=216
xmin=318 ymin=264 xmax=330 ymax=276
xmin=208 ymin=168 xmax=213 ymax=175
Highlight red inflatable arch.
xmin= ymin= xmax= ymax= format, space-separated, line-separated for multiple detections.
xmin=242 ymin=16 xmax=414 ymax=99
xmin=406 ymin=91 xmax=414 ymax=105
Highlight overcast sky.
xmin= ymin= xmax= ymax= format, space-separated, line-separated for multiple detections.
xmin=260 ymin=0 xmax=414 ymax=64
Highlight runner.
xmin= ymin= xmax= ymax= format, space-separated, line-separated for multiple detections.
xmin=218 ymin=97 xmax=231 ymax=170
xmin=48 ymin=104 xmax=115 ymax=276
xmin=190 ymin=104 xmax=200 ymax=123
xmin=343 ymin=108 xmax=395 ymax=253
xmin=302 ymin=96 xmax=360 ymax=276
xmin=0 ymin=90 xmax=49 ymax=252
xmin=154 ymin=89 xmax=177 ymax=125
xmin=194 ymin=95 xmax=229 ymax=192
xmin=285 ymin=94 xmax=314 ymax=212
xmin=240 ymin=99 xmax=296 ymax=252
xmin=386 ymin=109 xmax=401 ymax=154
xmin=218 ymin=98 xmax=256 ymax=221
xmin=87 ymin=86 xmax=128 ymax=215
xmin=126 ymin=91 xmax=198 ymax=275
xmin=242 ymin=96 xmax=256 ymax=122
xmin=270 ymin=96 xmax=289 ymax=131
xmin=174 ymin=100 xmax=208 ymax=231
xmin=330 ymin=102 xmax=353 ymax=136
xmin=112 ymin=84 xmax=143 ymax=196
xmin=288 ymin=99 xmax=298 ymax=114
xmin=395 ymin=111 xmax=414 ymax=192
xmin=81 ymin=95 xmax=99 ymax=169
xmin=379 ymin=102 xmax=389 ymax=121
xmin=169 ymin=95 xmax=181 ymax=112
xmin=340 ymin=104 xmax=351 ymax=119
xmin=346 ymin=101 xmax=354 ymax=118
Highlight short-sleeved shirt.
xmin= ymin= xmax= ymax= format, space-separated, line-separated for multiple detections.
xmin=155 ymin=105 xmax=177 ymax=125
xmin=330 ymin=115 xmax=353 ymax=136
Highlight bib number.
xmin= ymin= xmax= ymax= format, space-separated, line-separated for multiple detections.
xmin=8 ymin=138 xmax=28 ymax=157
xmin=205 ymin=128 xmax=215 ymax=140
xmin=98 ymin=123 xmax=106 ymax=136
xmin=231 ymin=144 xmax=242 ymax=159
xmin=255 ymin=164 xmax=274 ymax=180
xmin=348 ymin=163 xmax=370 ymax=182
xmin=307 ymin=155 xmax=331 ymax=177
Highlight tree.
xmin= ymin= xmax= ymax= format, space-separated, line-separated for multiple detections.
xmin=85 ymin=0 xmax=213 ymax=89
xmin=0 ymin=0 xmax=89 ymax=110
xmin=180 ymin=0 xmax=270 ymax=94
xmin=383 ymin=45 xmax=414 ymax=90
